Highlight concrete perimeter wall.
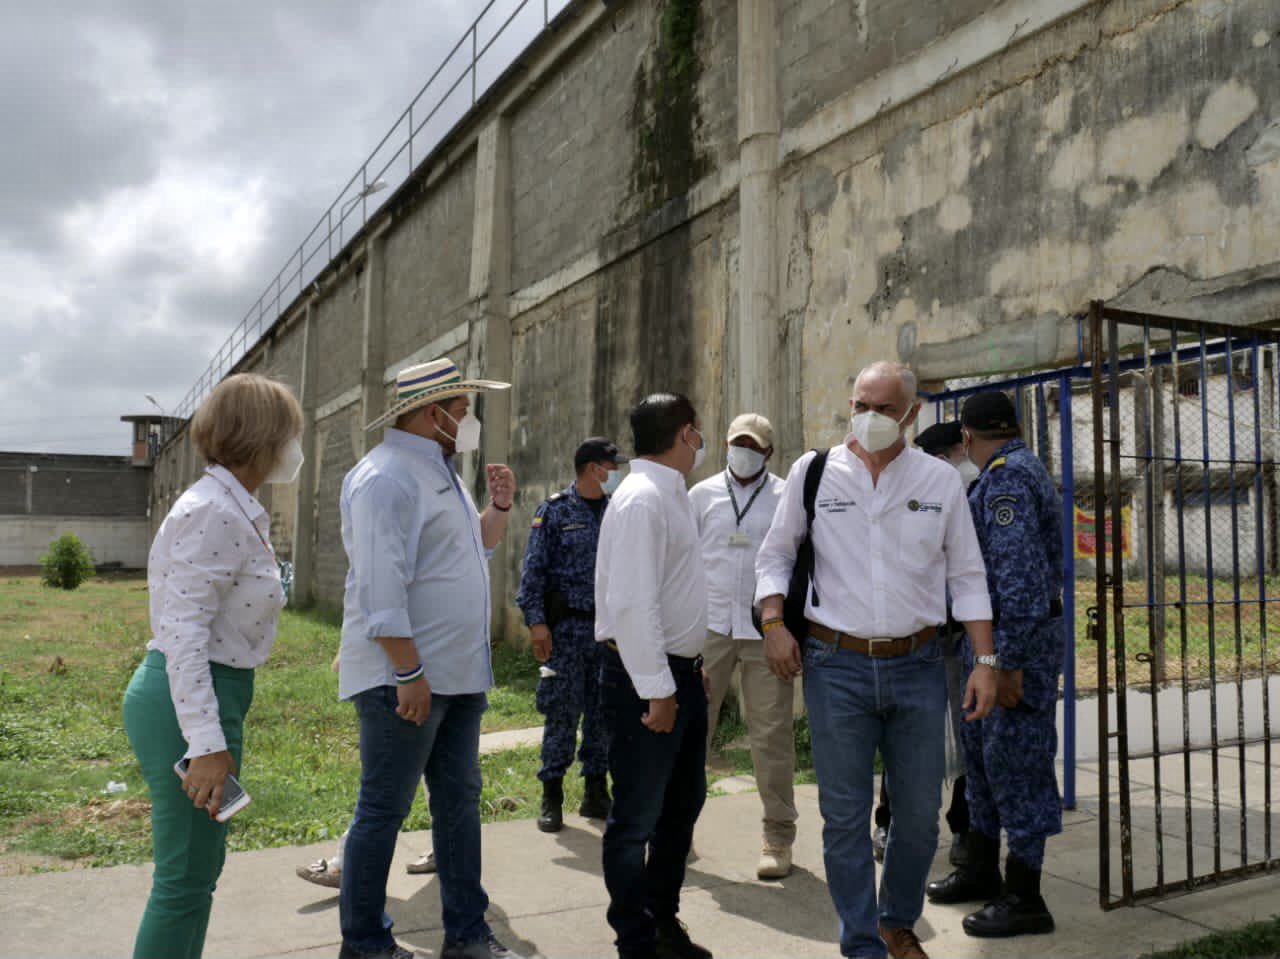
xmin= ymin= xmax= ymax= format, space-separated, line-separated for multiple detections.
xmin=151 ymin=0 xmax=1280 ymax=640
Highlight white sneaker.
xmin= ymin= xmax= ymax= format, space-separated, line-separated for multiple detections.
xmin=757 ymin=843 xmax=793 ymax=879
xmin=296 ymin=856 xmax=342 ymax=888
xmin=406 ymin=849 xmax=436 ymax=874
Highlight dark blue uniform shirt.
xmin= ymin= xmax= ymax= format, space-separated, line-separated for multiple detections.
xmin=516 ymin=482 xmax=608 ymax=627
xmin=967 ymin=439 xmax=1064 ymax=673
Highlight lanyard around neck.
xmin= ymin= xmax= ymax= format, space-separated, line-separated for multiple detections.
xmin=725 ymin=471 xmax=766 ymax=528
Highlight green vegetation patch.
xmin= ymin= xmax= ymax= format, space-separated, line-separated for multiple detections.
xmin=1143 ymin=915 xmax=1280 ymax=959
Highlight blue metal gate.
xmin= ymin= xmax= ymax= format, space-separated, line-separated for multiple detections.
xmin=923 ymin=358 xmax=1086 ymax=811
xmin=923 ymin=304 xmax=1280 ymax=908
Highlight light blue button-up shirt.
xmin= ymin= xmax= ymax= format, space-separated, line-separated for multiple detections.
xmin=337 ymin=428 xmax=493 ymax=700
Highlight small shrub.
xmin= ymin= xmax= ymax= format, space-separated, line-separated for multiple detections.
xmin=40 ymin=534 xmax=96 ymax=590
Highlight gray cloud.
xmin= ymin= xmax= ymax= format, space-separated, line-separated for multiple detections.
xmin=1 ymin=0 xmax=543 ymax=454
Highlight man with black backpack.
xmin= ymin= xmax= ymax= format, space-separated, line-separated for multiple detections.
xmin=754 ymin=361 xmax=998 ymax=959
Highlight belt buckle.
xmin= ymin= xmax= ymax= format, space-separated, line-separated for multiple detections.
xmin=867 ymin=637 xmax=895 ymax=657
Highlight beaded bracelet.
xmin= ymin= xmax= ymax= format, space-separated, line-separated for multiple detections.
xmin=394 ymin=664 xmax=424 ymax=684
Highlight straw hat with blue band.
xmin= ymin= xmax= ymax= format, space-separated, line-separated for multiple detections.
xmin=365 ymin=357 xmax=510 ymax=431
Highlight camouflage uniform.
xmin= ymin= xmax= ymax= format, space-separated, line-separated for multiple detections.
xmin=516 ymin=483 xmax=609 ymax=783
xmin=962 ymin=438 xmax=1065 ymax=868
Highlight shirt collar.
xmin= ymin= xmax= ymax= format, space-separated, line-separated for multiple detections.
xmin=834 ymin=439 xmax=915 ymax=484
xmin=995 ymin=438 xmax=1027 ymax=459
xmin=206 ymin=464 xmax=266 ymax=521
xmin=384 ymin=427 xmax=452 ymax=470
xmin=630 ymin=457 xmax=688 ymax=494
xmin=724 ymin=467 xmax=768 ymax=493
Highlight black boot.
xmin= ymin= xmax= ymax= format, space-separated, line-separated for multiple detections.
xmin=579 ymin=774 xmax=611 ymax=819
xmin=537 ymin=778 xmax=563 ymax=833
xmin=962 ymin=853 xmax=1055 ymax=938
xmin=655 ymin=917 xmax=712 ymax=959
xmin=927 ymin=830 xmax=1002 ymax=904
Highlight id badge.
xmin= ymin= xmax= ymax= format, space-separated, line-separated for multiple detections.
xmin=728 ymin=531 xmax=752 ymax=547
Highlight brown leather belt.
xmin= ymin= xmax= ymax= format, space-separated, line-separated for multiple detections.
xmin=807 ymin=622 xmax=938 ymax=658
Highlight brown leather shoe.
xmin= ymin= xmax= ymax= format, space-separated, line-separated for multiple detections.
xmin=879 ymin=925 xmax=928 ymax=959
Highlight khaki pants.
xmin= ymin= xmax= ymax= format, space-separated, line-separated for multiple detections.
xmin=703 ymin=630 xmax=798 ymax=846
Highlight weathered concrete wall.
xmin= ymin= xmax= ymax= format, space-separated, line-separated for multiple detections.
xmin=312 ymin=277 xmax=366 ymax=410
xmin=503 ymin=200 xmax=736 ymax=625
xmin=779 ymin=0 xmax=992 ymax=131
xmin=780 ymin=0 xmax=1280 ymax=444
xmin=0 ymin=516 xmax=150 ymax=568
xmin=313 ymin=403 xmax=362 ymax=602
xmin=148 ymin=0 xmax=1280 ymax=631
xmin=0 ymin=452 xmax=150 ymax=567
xmin=383 ymin=152 xmax=476 ymax=364
xmin=0 ymin=454 xmax=148 ymax=518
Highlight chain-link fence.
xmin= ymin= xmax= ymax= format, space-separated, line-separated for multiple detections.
xmin=924 ymin=327 xmax=1280 ymax=699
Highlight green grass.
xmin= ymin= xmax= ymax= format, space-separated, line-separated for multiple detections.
xmin=1071 ymin=573 xmax=1280 ymax=693
xmin=1142 ymin=915 xmax=1280 ymax=959
xmin=708 ymin=698 xmax=818 ymax=786
xmin=0 ymin=572 xmax=545 ymax=870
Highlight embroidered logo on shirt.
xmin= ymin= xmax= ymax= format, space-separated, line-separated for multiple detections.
xmin=817 ymin=498 xmax=856 ymax=513
xmin=990 ymin=494 xmax=1018 ymax=526
xmin=531 ymin=516 xmax=544 ymax=528
xmin=908 ymin=500 xmax=942 ymax=513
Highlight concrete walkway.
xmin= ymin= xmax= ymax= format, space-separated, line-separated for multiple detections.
xmin=3 ymin=743 xmax=1279 ymax=959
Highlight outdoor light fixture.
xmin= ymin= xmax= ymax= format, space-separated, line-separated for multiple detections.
xmin=338 ymin=178 xmax=390 ymax=246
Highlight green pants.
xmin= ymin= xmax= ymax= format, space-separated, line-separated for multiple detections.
xmin=123 ymin=649 xmax=255 ymax=959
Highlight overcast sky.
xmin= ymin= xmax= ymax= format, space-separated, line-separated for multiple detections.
xmin=1 ymin=0 xmax=561 ymax=455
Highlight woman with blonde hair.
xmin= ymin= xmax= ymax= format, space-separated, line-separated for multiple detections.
xmin=123 ymin=373 xmax=304 ymax=959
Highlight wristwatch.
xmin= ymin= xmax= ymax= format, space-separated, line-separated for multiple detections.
xmin=975 ymin=653 xmax=1000 ymax=669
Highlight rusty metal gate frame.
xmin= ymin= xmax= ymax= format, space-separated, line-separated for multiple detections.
xmin=1090 ymin=301 xmax=1280 ymax=908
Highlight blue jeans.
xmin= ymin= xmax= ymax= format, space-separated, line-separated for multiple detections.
xmin=600 ymin=646 xmax=707 ymax=957
xmin=340 ymin=687 xmax=490 ymax=955
xmin=803 ymin=636 xmax=946 ymax=959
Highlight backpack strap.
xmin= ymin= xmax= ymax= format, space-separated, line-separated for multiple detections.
xmin=801 ymin=448 xmax=829 ymax=608
xmin=802 ymin=448 xmax=829 ymax=531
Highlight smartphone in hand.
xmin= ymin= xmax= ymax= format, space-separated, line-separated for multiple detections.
xmin=173 ymin=758 xmax=252 ymax=822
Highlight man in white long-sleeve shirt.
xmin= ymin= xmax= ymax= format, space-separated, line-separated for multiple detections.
xmin=754 ymin=361 xmax=998 ymax=959
xmin=595 ymin=392 xmax=712 ymax=959
xmin=688 ymin=412 xmax=796 ymax=880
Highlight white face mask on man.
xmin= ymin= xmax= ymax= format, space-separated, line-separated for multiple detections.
xmin=601 ymin=466 xmax=623 ymax=495
xmin=726 ymin=445 xmax=766 ymax=478
xmin=687 ymin=426 xmax=706 ymax=470
xmin=437 ymin=408 xmax=482 ymax=454
xmin=849 ymin=407 xmax=911 ymax=453
xmin=954 ymin=457 xmax=981 ymax=486
xmin=265 ymin=436 xmax=305 ymax=484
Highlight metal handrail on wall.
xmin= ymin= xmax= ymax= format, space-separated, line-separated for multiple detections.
xmin=170 ymin=0 xmax=570 ymax=423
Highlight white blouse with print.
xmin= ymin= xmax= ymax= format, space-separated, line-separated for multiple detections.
xmin=147 ymin=465 xmax=284 ymax=758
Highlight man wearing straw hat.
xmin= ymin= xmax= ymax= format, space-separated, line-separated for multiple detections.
xmin=337 ymin=357 xmax=526 ymax=959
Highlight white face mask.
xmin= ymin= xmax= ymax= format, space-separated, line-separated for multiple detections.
xmin=438 ymin=408 xmax=482 ymax=454
xmin=726 ymin=446 xmax=766 ymax=479
xmin=850 ymin=408 xmax=910 ymax=453
xmin=955 ymin=458 xmax=981 ymax=486
xmin=601 ymin=466 xmax=623 ymax=495
xmin=265 ymin=436 xmax=304 ymax=484
xmin=687 ymin=427 xmax=706 ymax=471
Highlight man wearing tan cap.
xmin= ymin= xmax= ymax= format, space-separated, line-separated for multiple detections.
xmin=688 ymin=413 xmax=796 ymax=879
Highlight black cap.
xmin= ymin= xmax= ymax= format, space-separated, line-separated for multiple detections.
xmin=961 ymin=391 xmax=1019 ymax=431
xmin=914 ymin=421 xmax=963 ymax=456
xmin=574 ymin=437 xmax=629 ymax=471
